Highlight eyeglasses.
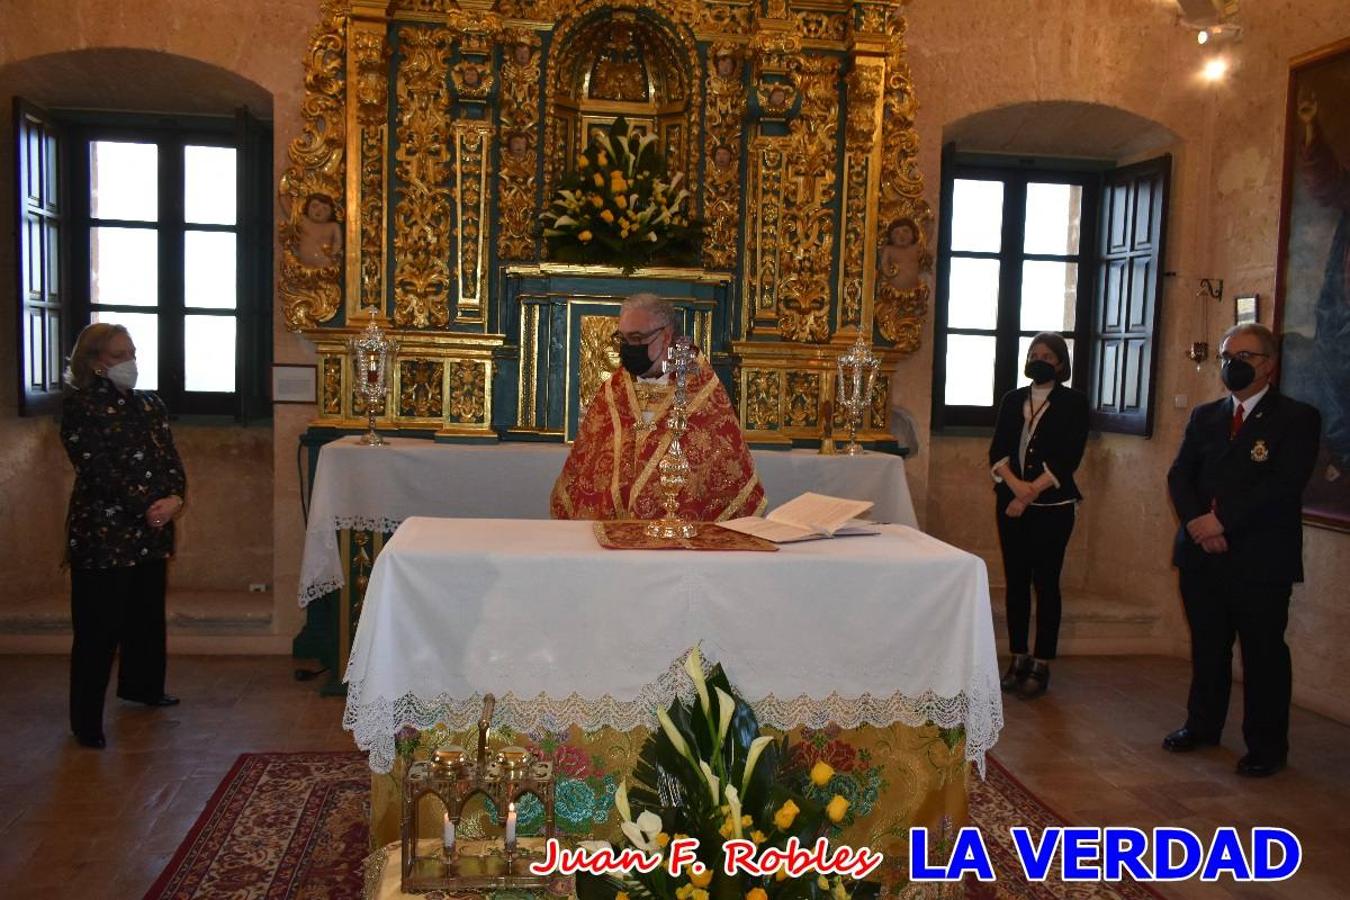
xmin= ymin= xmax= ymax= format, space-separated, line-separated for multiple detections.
xmin=1219 ymin=350 xmax=1270 ymax=363
xmin=610 ymin=326 xmax=665 ymax=348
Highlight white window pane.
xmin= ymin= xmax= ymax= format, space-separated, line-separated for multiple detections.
xmin=184 ymin=315 xmax=236 ymax=392
xmin=944 ymin=334 xmax=996 ymax=406
xmin=1017 ymin=335 xmax=1076 ymax=389
xmin=948 ymin=257 xmax=1000 ymax=329
xmin=91 ymin=227 xmax=157 ymax=306
xmin=185 ymin=231 xmax=237 ymax=309
xmin=91 ymin=311 xmax=158 ymax=391
xmin=1020 ymin=260 xmax=1078 ymax=332
xmin=950 ymin=179 xmax=1003 ymax=253
xmin=90 ymin=142 xmax=157 ymax=222
xmin=1024 ymin=182 xmax=1082 ymax=255
xmin=185 ymin=145 xmax=237 ymax=225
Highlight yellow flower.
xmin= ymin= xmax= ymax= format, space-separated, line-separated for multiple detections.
xmin=741 ymin=815 xmax=753 ymax=828
xmin=746 ymin=890 xmax=768 ymax=900
xmin=657 ymin=832 xmax=670 ymax=847
xmin=578 ymin=156 xmax=589 ymax=169
xmin=773 ymin=799 xmax=800 ymax=831
xmin=817 ymin=877 xmax=830 ymax=891
xmin=676 ymin=886 xmax=695 ymax=900
xmin=593 ymin=172 xmax=604 ymax=187
xmin=810 ymin=761 xmax=835 ymax=787
xmin=598 ymin=151 xmax=609 ymax=167
xmin=750 ymin=830 xmax=767 ymax=844
xmin=774 ymin=865 xmax=789 ymax=882
xmin=578 ymin=230 xmax=593 ymax=242
xmin=689 ymin=868 xmax=713 ymax=888
xmin=692 ymin=891 xmax=709 ymax=900
xmin=616 ymin=894 xmax=629 ymax=900
xmin=826 ymin=794 xmax=849 ymax=824
xmin=615 ymin=195 xmax=628 ymax=209
xmin=719 ymin=820 xmax=734 ymax=838
xmin=591 ymin=195 xmax=604 ymax=208
xmin=600 ymin=209 xmax=615 ymax=224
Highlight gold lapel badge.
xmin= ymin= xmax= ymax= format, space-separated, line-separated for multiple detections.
xmin=1251 ymin=439 xmax=1270 ymax=463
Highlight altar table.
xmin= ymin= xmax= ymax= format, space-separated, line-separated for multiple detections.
xmin=344 ymin=517 xmax=1001 ymax=857
xmin=299 ymin=436 xmax=918 ymax=606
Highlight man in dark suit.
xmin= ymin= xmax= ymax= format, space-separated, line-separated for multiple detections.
xmin=1163 ymin=323 xmax=1321 ymax=777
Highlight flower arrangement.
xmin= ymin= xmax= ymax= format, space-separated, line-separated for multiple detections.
xmin=541 ymin=117 xmax=703 ymax=274
xmin=576 ymin=648 xmax=881 ymax=900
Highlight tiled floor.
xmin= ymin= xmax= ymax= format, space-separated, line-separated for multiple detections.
xmin=0 ymin=654 xmax=1346 ymax=898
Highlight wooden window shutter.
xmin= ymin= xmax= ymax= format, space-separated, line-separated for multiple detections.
xmin=13 ymin=98 xmax=66 ymax=415
xmin=1089 ymin=154 xmax=1171 ymax=436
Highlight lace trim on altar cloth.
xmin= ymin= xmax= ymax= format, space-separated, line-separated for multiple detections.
xmin=297 ymin=515 xmax=406 ymax=607
xmin=344 ymin=652 xmax=1003 ymax=777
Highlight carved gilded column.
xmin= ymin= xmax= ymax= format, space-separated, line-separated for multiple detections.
xmin=702 ymin=43 xmax=747 ymax=272
xmin=497 ymin=29 xmax=542 ymax=261
xmin=392 ymin=25 xmax=453 ymax=329
xmin=839 ymin=4 xmax=888 ymax=334
xmin=452 ymin=121 xmax=495 ymax=324
xmin=348 ymin=4 xmax=390 ymax=320
xmin=278 ymin=0 xmax=347 ymax=331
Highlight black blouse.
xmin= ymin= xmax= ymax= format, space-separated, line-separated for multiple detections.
xmin=60 ymin=377 xmax=187 ymax=571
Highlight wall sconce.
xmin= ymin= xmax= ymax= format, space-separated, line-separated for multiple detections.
xmin=1188 ymin=278 xmax=1224 ymax=371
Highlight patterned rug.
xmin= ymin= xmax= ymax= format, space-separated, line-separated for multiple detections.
xmin=148 ymin=752 xmax=1164 ymax=899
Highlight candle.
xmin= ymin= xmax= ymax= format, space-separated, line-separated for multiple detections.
xmin=366 ymin=354 xmax=379 ymax=384
xmin=443 ymin=813 xmax=455 ymax=853
xmin=505 ymin=801 xmax=517 ymax=850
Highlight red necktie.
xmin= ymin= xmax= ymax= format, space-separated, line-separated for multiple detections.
xmin=1230 ymin=402 xmax=1244 ymax=440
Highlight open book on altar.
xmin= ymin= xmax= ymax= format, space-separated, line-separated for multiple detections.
xmin=719 ymin=492 xmax=879 ymax=544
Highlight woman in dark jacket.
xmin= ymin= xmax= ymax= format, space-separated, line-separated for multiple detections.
xmin=988 ymin=332 xmax=1088 ymax=699
xmin=61 ymin=323 xmax=186 ymax=748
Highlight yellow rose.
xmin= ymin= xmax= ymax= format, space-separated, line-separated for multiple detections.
xmin=676 ymin=886 xmax=695 ymax=900
xmin=578 ymin=156 xmax=589 ymax=169
xmin=825 ymin=794 xmax=849 ymax=824
xmin=593 ymin=172 xmax=604 ymax=187
xmin=689 ymin=868 xmax=713 ymax=888
xmin=746 ymin=890 xmax=768 ymax=900
xmin=750 ymin=830 xmax=767 ymax=844
xmin=692 ymin=891 xmax=709 ymax=900
xmin=600 ymin=209 xmax=615 ymax=223
xmin=616 ymin=894 xmax=629 ymax=900
xmin=578 ymin=230 xmax=593 ymax=242
xmin=615 ymin=195 xmax=628 ymax=209
xmin=598 ymin=151 xmax=609 ymax=167
xmin=657 ymin=832 xmax=670 ymax=847
xmin=810 ymin=761 xmax=835 ymax=787
xmin=740 ymin=815 xmax=753 ymax=828
xmin=772 ymin=799 xmax=800 ymax=831
xmin=719 ymin=820 xmax=734 ymax=838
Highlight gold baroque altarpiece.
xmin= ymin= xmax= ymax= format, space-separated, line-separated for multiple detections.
xmin=279 ymin=0 xmax=930 ymax=445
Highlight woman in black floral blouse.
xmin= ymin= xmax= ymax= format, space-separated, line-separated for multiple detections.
xmin=61 ymin=323 xmax=186 ymax=749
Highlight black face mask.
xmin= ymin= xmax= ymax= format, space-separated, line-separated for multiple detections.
xmin=1024 ymin=359 xmax=1057 ymax=385
xmin=619 ymin=342 xmax=656 ymax=377
xmin=1221 ymin=357 xmax=1256 ymax=392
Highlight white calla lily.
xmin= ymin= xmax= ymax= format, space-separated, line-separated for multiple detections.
xmin=699 ymin=759 xmax=720 ymax=804
xmin=684 ymin=646 xmax=710 ymax=715
xmin=620 ymin=809 xmax=665 ymax=852
xmin=714 ymin=687 xmax=735 ymax=744
xmin=740 ymin=735 xmax=775 ymax=797
xmin=656 ymin=707 xmax=696 ymax=765
xmin=615 ymin=780 xmax=632 ymax=824
xmin=725 ymin=784 xmax=744 ymax=840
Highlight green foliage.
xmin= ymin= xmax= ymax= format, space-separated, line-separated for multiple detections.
xmin=540 ymin=117 xmax=703 ymax=274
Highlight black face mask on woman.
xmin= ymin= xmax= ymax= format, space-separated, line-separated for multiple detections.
xmin=620 ymin=342 xmax=657 ymax=378
xmin=1024 ymin=359 xmax=1057 ymax=385
xmin=1221 ymin=357 xmax=1256 ymax=392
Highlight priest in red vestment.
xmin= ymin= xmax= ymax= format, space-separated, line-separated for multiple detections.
xmin=550 ymin=294 xmax=766 ymax=521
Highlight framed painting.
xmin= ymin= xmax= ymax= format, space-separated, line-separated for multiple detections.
xmin=1275 ymin=36 xmax=1350 ymax=532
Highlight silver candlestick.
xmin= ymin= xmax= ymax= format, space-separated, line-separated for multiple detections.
xmin=646 ymin=336 xmax=698 ymax=539
xmin=836 ymin=333 xmax=880 ymax=456
xmin=349 ymin=317 xmax=399 ymax=446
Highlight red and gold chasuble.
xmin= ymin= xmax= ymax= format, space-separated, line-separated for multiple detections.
xmin=550 ymin=360 xmax=766 ymax=521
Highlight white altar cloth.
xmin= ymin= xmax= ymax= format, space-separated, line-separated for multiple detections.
xmin=342 ymin=517 xmax=1001 ymax=774
xmin=299 ymin=436 xmax=917 ymax=605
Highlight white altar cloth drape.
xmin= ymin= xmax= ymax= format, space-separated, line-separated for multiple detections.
xmin=298 ymin=436 xmax=917 ymax=605
xmin=342 ymin=517 xmax=1001 ymax=774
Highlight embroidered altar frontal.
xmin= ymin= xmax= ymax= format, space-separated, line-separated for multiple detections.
xmin=280 ymin=0 xmax=931 ymax=448
xmin=371 ymin=720 xmax=970 ymax=893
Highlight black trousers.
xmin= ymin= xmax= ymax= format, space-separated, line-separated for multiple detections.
xmin=69 ymin=560 xmax=168 ymax=736
xmin=995 ymin=502 xmax=1076 ymax=660
xmin=1179 ymin=564 xmax=1292 ymax=762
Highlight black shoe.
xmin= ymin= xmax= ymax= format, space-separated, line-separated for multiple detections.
xmin=1162 ymin=727 xmax=1220 ymax=753
xmin=1000 ymin=655 xmax=1032 ymax=693
xmin=1236 ymin=754 xmax=1286 ymax=778
xmin=1017 ymin=662 xmax=1050 ymax=699
xmin=74 ymin=732 xmax=106 ymax=749
xmin=120 ymin=693 xmax=180 ymax=707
